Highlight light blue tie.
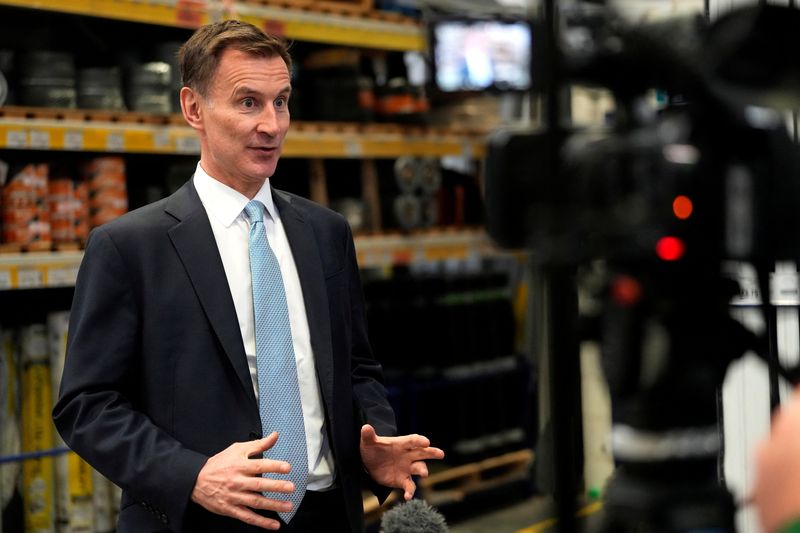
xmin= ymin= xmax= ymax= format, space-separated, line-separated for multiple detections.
xmin=245 ymin=200 xmax=307 ymax=523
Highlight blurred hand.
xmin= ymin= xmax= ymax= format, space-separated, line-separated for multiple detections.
xmin=753 ymin=386 xmax=800 ymax=532
xmin=191 ymin=432 xmax=296 ymax=530
xmin=359 ymin=424 xmax=445 ymax=500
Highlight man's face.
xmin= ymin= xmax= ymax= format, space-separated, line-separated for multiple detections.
xmin=195 ymin=48 xmax=291 ymax=195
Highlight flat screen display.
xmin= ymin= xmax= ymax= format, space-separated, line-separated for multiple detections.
xmin=431 ymin=18 xmax=532 ymax=92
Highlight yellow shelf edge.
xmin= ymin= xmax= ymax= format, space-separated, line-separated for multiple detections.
xmin=0 ymin=117 xmax=484 ymax=158
xmin=0 ymin=0 xmax=203 ymax=28
xmin=0 ymin=231 xmax=497 ymax=288
xmin=0 ymin=0 xmax=425 ymax=50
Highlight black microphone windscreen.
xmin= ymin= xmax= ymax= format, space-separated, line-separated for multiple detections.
xmin=379 ymin=499 xmax=448 ymax=533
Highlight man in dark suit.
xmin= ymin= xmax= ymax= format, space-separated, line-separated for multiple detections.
xmin=53 ymin=20 xmax=443 ymax=533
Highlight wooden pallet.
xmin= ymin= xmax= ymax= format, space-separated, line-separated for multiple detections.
xmin=418 ymin=449 xmax=534 ymax=507
xmin=362 ymin=488 xmax=400 ymax=525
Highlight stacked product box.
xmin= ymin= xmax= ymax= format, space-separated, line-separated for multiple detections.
xmin=81 ymin=157 xmax=127 ymax=229
xmin=0 ymin=157 xmax=127 ymax=247
xmin=47 ymin=312 xmax=93 ymax=533
xmin=1 ymin=164 xmax=51 ymax=248
xmin=47 ymin=175 xmax=89 ymax=247
xmin=19 ymin=324 xmax=56 ymax=533
xmin=1 ymin=328 xmax=22 ymax=533
xmin=1 ymin=319 xmax=118 ymax=533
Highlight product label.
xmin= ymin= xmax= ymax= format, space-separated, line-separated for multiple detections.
xmin=6 ymin=129 xmax=27 ymax=148
xmin=176 ymin=135 xmax=200 ymax=154
xmin=0 ymin=268 xmax=11 ymax=289
xmin=64 ymin=131 xmax=84 ymax=151
xmin=21 ymin=363 xmax=56 ymax=532
xmin=29 ymin=130 xmax=50 ymax=150
xmin=17 ymin=268 xmax=44 ymax=289
xmin=106 ymin=133 xmax=124 ymax=152
xmin=47 ymin=266 xmax=79 ymax=287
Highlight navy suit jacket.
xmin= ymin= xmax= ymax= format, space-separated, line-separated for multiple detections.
xmin=53 ymin=179 xmax=396 ymax=532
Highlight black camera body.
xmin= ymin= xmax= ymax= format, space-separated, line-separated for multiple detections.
xmin=431 ymin=2 xmax=800 ymax=531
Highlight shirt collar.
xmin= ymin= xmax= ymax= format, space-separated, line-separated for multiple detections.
xmin=192 ymin=162 xmax=278 ymax=226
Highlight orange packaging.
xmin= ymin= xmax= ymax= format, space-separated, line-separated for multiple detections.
xmin=83 ymin=156 xmax=125 ymax=189
xmin=51 ymin=219 xmax=75 ymax=242
xmin=2 ymin=206 xmax=39 ymax=225
xmin=47 ymin=176 xmax=85 ymax=244
xmin=1 ymin=164 xmax=51 ymax=246
xmin=48 ymin=178 xmax=74 ymax=197
xmin=89 ymin=207 xmax=126 ymax=227
xmin=89 ymin=188 xmax=128 ymax=211
xmin=3 ymin=222 xmax=52 ymax=245
xmin=74 ymin=220 xmax=89 ymax=243
xmin=81 ymin=156 xmax=127 ymax=229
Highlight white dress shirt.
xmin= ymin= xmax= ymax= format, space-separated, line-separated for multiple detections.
xmin=193 ymin=163 xmax=335 ymax=490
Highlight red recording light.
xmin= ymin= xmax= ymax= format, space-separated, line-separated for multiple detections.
xmin=672 ymin=195 xmax=693 ymax=219
xmin=611 ymin=275 xmax=643 ymax=306
xmin=656 ymin=236 xmax=685 ymax=261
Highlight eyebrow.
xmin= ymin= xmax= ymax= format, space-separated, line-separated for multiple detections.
xmin=233 ymin=84 xmax=292 ymax=98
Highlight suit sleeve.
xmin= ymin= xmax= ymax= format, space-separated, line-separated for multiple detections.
xmin=343 ymin=222 xmax=396 ymax=438
xmin=52 ymin=227 xmax=207 ymax=532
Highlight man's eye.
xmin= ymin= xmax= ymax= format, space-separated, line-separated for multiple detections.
xmin=242 ymin=97 xmax=255 ymax=108
xmin=275 ymin=97 xmax=287 ymax=108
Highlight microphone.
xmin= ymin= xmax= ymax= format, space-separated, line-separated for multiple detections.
xmin=379 ymin=498 xmax=448 ymax=533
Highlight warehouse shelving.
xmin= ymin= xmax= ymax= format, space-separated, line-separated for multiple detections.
xmin=0 ymin=229 xmax=506 ymax=290
xmin=0 ymin=108 xmax=487 ymax=158
xmin=0 ymin=250 xmax=82 ymax=290
xmin=0 ymin=3 xmax=535 ymax=531
xmin=0 ymin=0 xmax=424 ymax=51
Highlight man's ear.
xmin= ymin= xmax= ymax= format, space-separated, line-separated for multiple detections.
xmin=180 ymin=86 xmax=203 ymax=130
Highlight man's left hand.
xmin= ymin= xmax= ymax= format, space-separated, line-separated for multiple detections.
xmin=359 ymin=424 xmax=445 ymax=500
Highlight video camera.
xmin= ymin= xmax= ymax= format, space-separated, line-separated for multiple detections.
xmin=428 ymin=1 xmax=800 ymax=531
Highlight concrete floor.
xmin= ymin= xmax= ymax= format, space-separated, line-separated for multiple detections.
xmin=448 ymin=494 xmax=546 ymax=533
xmin=446 ymin=493 xmax=604 ymax=533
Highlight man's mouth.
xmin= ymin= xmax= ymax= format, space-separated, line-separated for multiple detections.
xmin=251 ymin=146 xmax=279 ymax=154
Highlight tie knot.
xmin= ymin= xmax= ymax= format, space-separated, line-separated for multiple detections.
xmin=245 ymin=200 xmax=265 ymax=225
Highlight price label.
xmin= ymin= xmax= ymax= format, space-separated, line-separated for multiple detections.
xmin=6 ymin=130 xmax=27 ymax=148
xmin=17 ymin=268 xmax=43 ymax=289
xmin=176 ymin=135 xmax=200 ymax=154
xmin=0 ymin=269 xmax=11 ymax=290
xmin=106 ymin=132 xmax=124 ymax=152
xmin=48 ymin=266 xmax=79 ymax=287
xmin=153 ymin=130 xmax=169 ymax=149
xmin=29 ymin=129 xmax=50 ymax=149
xmin=64 ymin=130 xmax=84 ymax=151
xmin=345 ymin=140 xmax=363 ymax=157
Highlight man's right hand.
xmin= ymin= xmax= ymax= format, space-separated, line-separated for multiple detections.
xmin=191 ymin=432 xmax=296 ymax=530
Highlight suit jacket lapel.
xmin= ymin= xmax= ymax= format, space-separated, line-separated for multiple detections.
xmin=165 ymin=181 xmax=257 ymax=406
xmin=274 ymin=191 xmax=335 ymax=417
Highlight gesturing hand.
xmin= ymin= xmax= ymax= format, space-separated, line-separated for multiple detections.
xmin=359 ymin=424 xmax=445 ymax=500
xmin=753 ymin=387 xmax=800 ymax=533
xmin=191 ymin=432 xmax=296 ymax=530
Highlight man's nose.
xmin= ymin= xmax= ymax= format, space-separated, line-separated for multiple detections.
xmin=256 ymin=106 xmax=281 ymax=136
